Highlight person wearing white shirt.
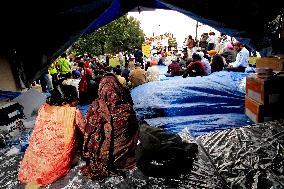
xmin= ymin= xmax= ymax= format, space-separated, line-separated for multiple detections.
xmin=62 ymin=72 xmax=80 ymax=97
xmin=227 ymin=42 xmax=249 ymax=72
xmin=207 ymin=32 xmax=217 ymax=50
xmin=118 ymin=51 xmax=124 ymax=68
xmin=196 ymin=51 xmax=211 ymax=75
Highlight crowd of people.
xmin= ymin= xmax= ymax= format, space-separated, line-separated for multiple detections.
xmin=19 ymin=74 xmax=141 ymax=185
xmin=19 ymin=46 xmax=198 ymax=186
xmin=37 ymin=32 xmax=252 ymax=107
xmin=19 ymin=32 xmax=255 ymax=187
xmin=36 ymin=31 xmax=254 ymax=106
xmin=37 ymin=47 xmax=160 ymax=106
xmin=163 ymin=33 xmax=250 ymax=78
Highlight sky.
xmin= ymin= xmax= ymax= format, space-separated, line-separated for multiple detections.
xmin=128 ymin=9 xmax=219 ymax=47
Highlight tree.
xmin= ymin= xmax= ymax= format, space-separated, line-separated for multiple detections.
xmin=69 ymin=15 xmax=145 ymax=56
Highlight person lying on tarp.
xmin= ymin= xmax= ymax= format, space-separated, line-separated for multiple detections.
xmin=18 ymin=85 xmax=85 ymax=187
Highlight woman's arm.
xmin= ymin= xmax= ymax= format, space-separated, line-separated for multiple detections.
xmin=75 ymin=109 xmax=86 ymax=135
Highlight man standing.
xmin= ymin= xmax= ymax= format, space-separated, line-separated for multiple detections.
xmin=58 ymin=53 xmax=71 ymax=79
xmin=124 ymin=50 xmax=129 ymax=65
xmin=118 ymin=51 xmax=124 ymax=68
xmin=134 ymin=47 xmax=144 ymax=67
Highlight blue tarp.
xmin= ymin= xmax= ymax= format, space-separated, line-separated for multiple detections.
xmin=0 ymin=66 xmax=254 ymax=138
xmin=131 ymin=66 xmax=254 ymax=137
xmin=0 ymin=90 xmax=21 ymax=101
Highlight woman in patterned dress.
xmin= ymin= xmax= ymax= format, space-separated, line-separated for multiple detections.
xmin=81 ymin=73 xmax=139 ymax=179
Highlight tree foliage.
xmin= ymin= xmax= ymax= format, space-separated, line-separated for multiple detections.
xmin=69 ymin=15 xmax=145 ymax=56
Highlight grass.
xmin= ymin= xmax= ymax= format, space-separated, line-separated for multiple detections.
xmin=109 ymin=58 xmax=121 ymax=67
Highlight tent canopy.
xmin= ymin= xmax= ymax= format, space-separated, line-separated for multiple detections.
xmin=0 ymin=0 xmax=282 ymax=87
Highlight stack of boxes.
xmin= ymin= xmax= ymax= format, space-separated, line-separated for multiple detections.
xmin=245 ymin=74 xmax=284 ymax=123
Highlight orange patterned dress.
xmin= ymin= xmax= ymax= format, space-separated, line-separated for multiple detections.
xmin=18 ymin=103 xmax=85 ymax=186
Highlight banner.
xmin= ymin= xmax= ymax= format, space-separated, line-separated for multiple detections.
xmin=142 ymin=44 xmax=151 ymax=57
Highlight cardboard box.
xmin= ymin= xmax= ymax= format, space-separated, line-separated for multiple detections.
xmin=246 ymin=75 xmax=284 ymax=105
xmin=245 ymin=96 xmax=283 ymax=123
xmin=245 ymin=96 xmax=268 ymax=123
xmin=256 ymin=57 xmax=284 ymax=71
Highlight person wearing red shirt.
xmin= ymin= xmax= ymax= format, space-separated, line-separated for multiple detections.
xmin=183 ymin=53 xmax=206 ymax=77
xmin=166 ymin=59 xmax=181 ymax=77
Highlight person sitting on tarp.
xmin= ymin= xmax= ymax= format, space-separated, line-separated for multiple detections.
xmin=196 ymin=51 xmax=211 ymax=75
xmin=225 ymin=42 xmax=249 ymax=72
xmin=121 ymin=62 xmax=130 ymax=83
xmin=62 ymin=72 xmax=80 ymax=97
xmin=81 ymin=73 xmax=139 ymax=180
xmin=18 ymin=85 xmax=85 ymax=187
xmin=221 ymin=42 xmax=237 ymax=65
xmin=165 ymin=57 xmax=181 ymax=77
xmin=135 ymin=121 xmax=198 ymax=178
xmin=129 ymin=63 xmax=147 ymax=88
xmin=211 ymin=53 xmax=225 ymax=73
xmin=146 ymin=61 xmax=160 ymax=82
xmin=182 ymin=53 xmax=207 ymax=77
xmin=114 ymin=67 xmax=127 ymax=88
xmin=179 ymin=49 xmax=191 ymax=68
xmin=207 ymin=32 xmax=217 ymax=51
xmin=129 ymin=55 xmax=136 ymax=71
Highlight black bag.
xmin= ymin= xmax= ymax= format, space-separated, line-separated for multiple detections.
xmin=136 ymin=122 xmax=198 ymax=178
